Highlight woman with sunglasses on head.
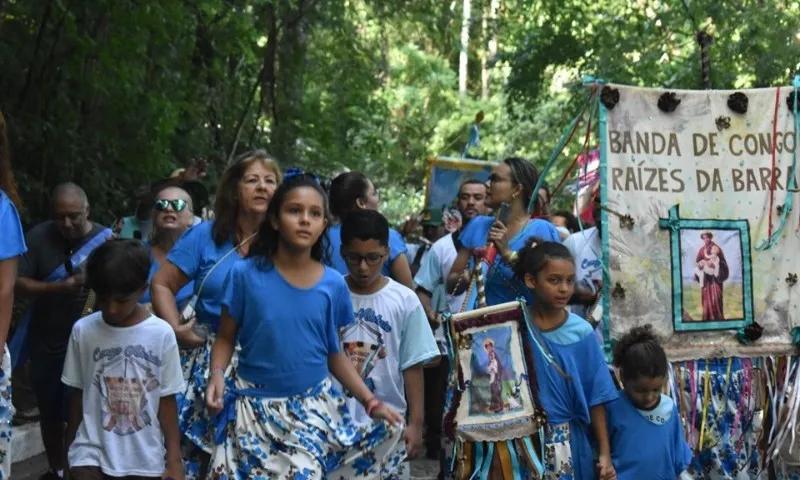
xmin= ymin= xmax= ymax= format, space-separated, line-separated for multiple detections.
xmin=326 ymin=172 xmax=415 ymax=289
xmin=446 ymin=157 xmax=561 ymax=309
xmin=139 ymin=183 xmax=196 ymax=311
xmin=151 ymin=150 xmax=281 ymax=479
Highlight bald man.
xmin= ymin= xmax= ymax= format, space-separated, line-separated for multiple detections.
xmin=15 ymin=182 xmax=111 ymax=480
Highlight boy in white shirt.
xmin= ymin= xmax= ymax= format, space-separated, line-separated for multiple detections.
xmin=339 ymin=210 xmax=440 ymax=480
xmin=62 ymin=239 xmax=184 ymax=480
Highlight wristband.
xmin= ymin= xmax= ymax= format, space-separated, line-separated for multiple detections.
xmin=365 ymin=398 xmax=383 ymax=417
xmin=211 ymin=366 xmax=225 ymax=376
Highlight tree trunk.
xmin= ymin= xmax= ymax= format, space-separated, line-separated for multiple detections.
xmin=480 ymin=1 xmax=488 ymax=99
xmin=459 ymin=0 xmax=471 ymax=96
xmin=482 ymin=0 xmax=499 ymax=99
xmin=272 ymin=0 xmax=310 ymax=166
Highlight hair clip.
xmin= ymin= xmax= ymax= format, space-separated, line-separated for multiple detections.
xmin=284 ymin=168 xmax=320 ymax=184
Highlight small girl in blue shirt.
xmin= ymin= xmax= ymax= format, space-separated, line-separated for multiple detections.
xmin=606 ymin=325 xmax=692 ymax=480
xmin=206 ymin=174 xmax=404 ymax=479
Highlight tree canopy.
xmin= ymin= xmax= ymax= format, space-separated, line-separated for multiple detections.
xmin=1 ymin=0 xmax=798 ymax=225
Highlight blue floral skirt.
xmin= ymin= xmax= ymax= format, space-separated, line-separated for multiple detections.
xmin=544 ymin=422 xmax=573 ymax=480
xmin=0 ymin=347 xmax=12 ymax=479
xmin=209 ymin=376 xmax=405 ymax=479
xmin=177 ymin=334 xmax=239 ymax=479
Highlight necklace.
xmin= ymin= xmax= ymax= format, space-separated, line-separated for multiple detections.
xmin=505 ymin=215 xmax=529 ymax=237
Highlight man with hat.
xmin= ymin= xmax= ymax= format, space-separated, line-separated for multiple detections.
xmin=406 ymin=208 xmax=447 ymax=277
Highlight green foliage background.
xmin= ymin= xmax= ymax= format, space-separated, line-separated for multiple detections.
xmin=1 ymin=0 xmax=798 ymax=226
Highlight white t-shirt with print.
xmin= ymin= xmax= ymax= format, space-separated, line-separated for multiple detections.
xmin=340 ymin=278 xmax=440 ymax=424
xmin=62 ymin=313 xmax=185 ymax=477
xmin=563 ymin=227 xmax=604 ymax=343
xmin=563 ymin=227 xmax=602 ymax=317
xmin=413 ymin=233 xmax=464 ymax=340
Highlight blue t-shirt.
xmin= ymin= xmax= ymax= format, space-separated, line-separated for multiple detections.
xmin=533 ymin=312 xmax=618 ymax=480
xmin=325 ymin=224 xmax=407 ymax=277
xmin=167 ymin=221 xmax=241 ymax=330
xmin=459 ymin=216 xmax=560 ymax=306
xmin=140 ymin=242 xmax=195 ymax=308
xmin=0 ymin=190 xmax=26 ymax=261
xmin=222 ymin=258 xmax=355 ymax=397
xmin=607 ymin=393 xmax=692 ymax=480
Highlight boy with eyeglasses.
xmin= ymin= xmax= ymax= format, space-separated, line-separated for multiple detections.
xmin=338 ymin=210 xmax=439 ymax=480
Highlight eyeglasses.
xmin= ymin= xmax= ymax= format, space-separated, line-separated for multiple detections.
xmin=154 ymin=199 xmax=187 ymax=212
xmin=488 ymin=173 xmax=513 ymax=184
xmin=342 ymin=252 xmax=386 ymax=266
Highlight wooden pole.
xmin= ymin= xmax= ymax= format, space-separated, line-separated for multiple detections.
xmin=697 ymin=31 xmax=713 ymax=90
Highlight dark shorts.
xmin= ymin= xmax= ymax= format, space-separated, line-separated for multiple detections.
xmin=30 ymin=353 xmax=71 ymax=423
xmin=70 ymin=466 xmax=159 ymax=480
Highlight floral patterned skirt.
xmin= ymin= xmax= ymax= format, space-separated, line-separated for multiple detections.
xmin=675 ymin=359 xmax=759 ymax=480
xmin=177 ymin=334 xmax=239 ymax=479
xmin=0 ymin=347 xmax=12 ymax=479
xmin=209 ymin=376 xmax=405 ymax=480
xmin=543 ymin=422 xmax=573 ymax=480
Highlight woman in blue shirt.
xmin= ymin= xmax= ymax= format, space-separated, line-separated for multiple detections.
xmin=325 ymin=171 xmax=415 ymax=289
xmin=446 ymin=157 xmax=560 ymax=308
xmin=139 ymin=184 xmax=195 ymax=310
xmin=0 ymin=111 xmax=26 ymax=479
xmin=151 ymin=149 xmax=281 ymax=478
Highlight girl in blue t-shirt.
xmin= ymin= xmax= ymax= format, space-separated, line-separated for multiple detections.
xmin=206 ymin=174 xmax=405 ymax=479
xmin=607 ymin=326 xmax=692 ymax=479
xmin=513 ymin=239 xmax=618 ymax=480
xmin=325 ymin=171 xmax=415 ymax=289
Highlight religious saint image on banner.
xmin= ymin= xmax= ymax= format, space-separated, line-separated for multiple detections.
xmin=679 ymin=228 xmax=745 ymax=325
xmin=468 ymin=326 xmax=521 ymax=416
xmin=424 ymin=157 xmax=495 ymax=211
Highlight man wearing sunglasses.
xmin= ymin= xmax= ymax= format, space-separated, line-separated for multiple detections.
xmin=14 ymin=182 xmax=111 ymax=480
